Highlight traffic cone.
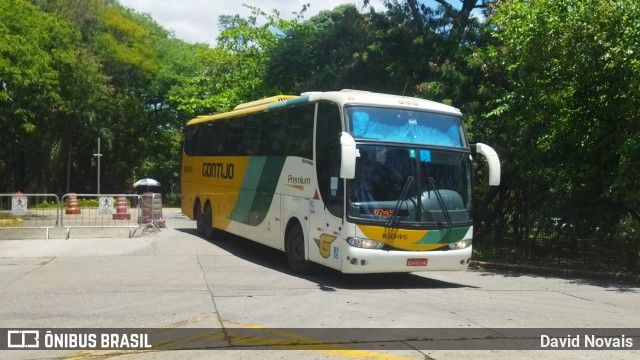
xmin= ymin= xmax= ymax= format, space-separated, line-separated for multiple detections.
xmin=65 ymin=193 xmax=81 ymax=214
xmin=138 ymin=193 xmax=153 ymax=224
xmin=152 ymin=193 xmax=165 ymax=228
xmin=112 ymin=195 xmax=131 ymax=220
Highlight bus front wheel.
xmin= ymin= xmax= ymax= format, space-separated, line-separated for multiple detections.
xmin=286 ymin=223 xmax=312 ymax=274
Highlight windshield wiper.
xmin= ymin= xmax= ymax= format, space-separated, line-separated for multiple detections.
xmin=386 ymin=176 xmax=414 ymax=228
xmin=428 ymin=176 xmax=452 ymax=230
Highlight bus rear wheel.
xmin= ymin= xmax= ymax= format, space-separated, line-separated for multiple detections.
xmin=286 ymin=223 xmax=312 ymax=274
xmin=195 ymin=201 xmax=205 ymax=235
xmin=203 ymin=203 xmax=214 ymax=238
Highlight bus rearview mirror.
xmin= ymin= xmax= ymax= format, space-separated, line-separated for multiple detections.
xmin=471 ymin=143 xmax=501 ymax=186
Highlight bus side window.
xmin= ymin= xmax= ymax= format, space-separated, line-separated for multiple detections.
xmin=211 ymin=121 xmax=226 ymax=155
xmin=287 ymin=105 xmax=314 ymax=159
xmin=184 ymin=124 xmax=197 ymax=156
xmin=267 ymin=110 xmax=287 ymax=156
xmin=316 ymin=102 xmax=343 ymax=218
xmin=199 ymin=123 xmax=214 ymax=155
xmin=223 ymin=118 xmax=244 ymax=155
xmin=242 ymin=114 xmax=263 ymax=155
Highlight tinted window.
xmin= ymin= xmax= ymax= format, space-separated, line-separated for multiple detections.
xmin=316 ymin=102 xmax=344 ymax=217
xmin=347 ymin=107 xmax=465 ymax=147
xmin=184 ymin=103 xmax=315 ymax=158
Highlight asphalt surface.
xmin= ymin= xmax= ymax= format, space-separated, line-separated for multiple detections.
xmin=0 ymin=208 xmax=638 ymax=360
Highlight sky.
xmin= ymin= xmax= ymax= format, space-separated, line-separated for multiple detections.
xmin=117 ymin=0 xmax=384 ymax=46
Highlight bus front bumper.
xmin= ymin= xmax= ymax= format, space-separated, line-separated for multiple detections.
xmin=340 ymin=246 xmax=473 ymax=274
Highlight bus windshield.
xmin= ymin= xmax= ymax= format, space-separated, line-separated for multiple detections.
xmin=348 ymin=145 xmax=473 ymax=227
xmin=347 ymin=106 xmax=465 ymax=147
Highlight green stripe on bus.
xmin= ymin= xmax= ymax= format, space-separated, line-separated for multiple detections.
xmin=265 ymin=95 xmax=309 ymax=110
xmin=230 ymin=156 xmax=287 ymax=226
xmin=415 ymin=226 xmax=469 ymax=244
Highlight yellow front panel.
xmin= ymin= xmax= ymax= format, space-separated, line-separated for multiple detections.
xmin=181 ymin=156 xmax=250 ymax=230
xmin=356 ymin=224 xmax=471 ymax=251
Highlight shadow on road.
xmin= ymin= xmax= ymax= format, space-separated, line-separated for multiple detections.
xmin=473 ymin=265 xmax=639 ymax=293
xmin=174 ymin=227 xmax=477 ymax=291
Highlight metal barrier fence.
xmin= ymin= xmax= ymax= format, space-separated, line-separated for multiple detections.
xmin=61 ymin=193 xmax=142 ymax=239
xmin=0 ymin=193 xmax=60 ymax=239
xmin=474 ymin=224 xmax=638 ymax=272
xmin=0 ymin=193 xmax=165 ymax=239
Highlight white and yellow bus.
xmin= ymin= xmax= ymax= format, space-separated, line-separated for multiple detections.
xmin=181 ymin=90 xmax=500 ymax=273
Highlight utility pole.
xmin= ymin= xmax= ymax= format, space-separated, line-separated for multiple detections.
xmin=93 ymin=137 xmax=102 ymax=195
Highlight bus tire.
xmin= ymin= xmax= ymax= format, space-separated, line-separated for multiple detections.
xmin=203 ymin=202 xmax=214 ymax=238
xmin=286 ymin=223 xmax=312 ymax=274
xmin=195 ymin=200 xmax=205 ymax=235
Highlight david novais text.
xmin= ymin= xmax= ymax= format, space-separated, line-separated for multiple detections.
xmin=541 ymin=334 xmax=634 ymax=349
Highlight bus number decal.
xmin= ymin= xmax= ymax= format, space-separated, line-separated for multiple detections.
xmin=202 ymin=162 xmax=234 ymax=179
xmin=383 ymin=233 xmax=408 ymax=240
xmin=374 ymin=208 xmax=394 ymax=217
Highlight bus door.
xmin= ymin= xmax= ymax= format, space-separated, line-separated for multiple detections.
xmin=312 ymin=102 xmax=344 ymax=269
xmin=309 ymin=180 xmax=343 ymax=269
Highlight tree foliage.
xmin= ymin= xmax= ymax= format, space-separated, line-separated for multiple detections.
xmin=170 ymin=5 xmax=306 ymax=114
xmin=0 ymin=0 xmax=204 ymax=194
xmin=1 ymin=0 xmax=638 ymax=267
xmin=478 ymin=0 xmax=640 ymax=259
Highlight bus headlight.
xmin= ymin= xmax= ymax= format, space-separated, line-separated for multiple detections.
xmin=448 ymin=239 xmax=471 ymax=250
xmin=347 ymin=237 xmax=385 ymax=249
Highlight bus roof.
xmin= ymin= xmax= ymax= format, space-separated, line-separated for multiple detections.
xmin=186 ymin=89 xmax=461 ymax=126
xmin=305 ymin=89 xmax=462 ymax=116
xmin=187 ymin=95 xmax=309 ymax=125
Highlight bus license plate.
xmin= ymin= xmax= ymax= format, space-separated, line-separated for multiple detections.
xmin=406 ymin=258 xmax=428 ymax=267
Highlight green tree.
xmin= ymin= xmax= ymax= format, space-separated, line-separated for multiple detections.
xmin=479 ymin=0 xmax=640 ymax=264
xmin=100 ymin=7 xmax=203 ymax=193
xmin=0 ymin=0 xmax=109 ymax=192
xmin=0 ymin=0 xmax=203 ymax=194
xmin=266 ymin=4 xmax=382 ymax=94
xmin=172 ymin=5 xmax=305 ymax=115
xmin=266 ymin=1 xmax=492 ymax=103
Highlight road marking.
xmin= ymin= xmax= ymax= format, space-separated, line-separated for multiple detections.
xmin=225 ymin=320 xmax=416 ymax=359
xmin=62 ymin=317 xmax=417 ymax=359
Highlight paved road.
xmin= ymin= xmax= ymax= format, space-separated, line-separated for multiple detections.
xmin=0 ymin=209 xmax=638 ymax=359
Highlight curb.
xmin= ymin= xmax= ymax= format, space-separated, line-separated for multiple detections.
xmin=469 ymin=260 xmax=640 ymax=285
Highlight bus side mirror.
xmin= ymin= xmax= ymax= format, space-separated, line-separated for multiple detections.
xmin=340 ymin=132 xmax=356 ymax=179
xmin=471 ymin=143 xmax=501 ymax=186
